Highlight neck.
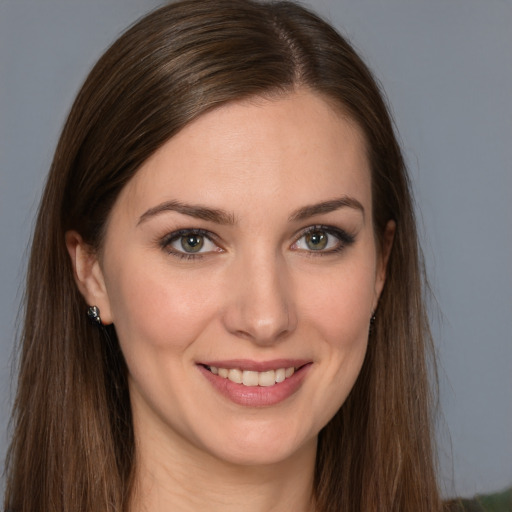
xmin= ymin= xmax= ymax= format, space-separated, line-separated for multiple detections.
xmin=129 ymin=422 xmax=317 ymax=512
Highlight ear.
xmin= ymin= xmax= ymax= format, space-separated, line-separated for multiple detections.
xmin=65 ymin=230 xmax=113 ymax=325
xmin=373 ymin=220 xmax=396 ymax=310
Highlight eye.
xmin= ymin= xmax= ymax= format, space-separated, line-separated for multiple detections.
xmin=175 ymin=233 xmax=206 ymax=253
xmin=304 ymin=230 xmax=330 ymax=250
xmin=292 ymin=225 xmax=354 ymax=254
xmin=161 ymin=229 xmax=221 ymax=258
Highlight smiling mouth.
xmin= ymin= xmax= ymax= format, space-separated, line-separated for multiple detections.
xmin=203 ymin=365 xmax=299 ymax=387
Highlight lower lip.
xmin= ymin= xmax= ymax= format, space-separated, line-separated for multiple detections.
xmin=198 ymin=364 xmax=311 ymax=407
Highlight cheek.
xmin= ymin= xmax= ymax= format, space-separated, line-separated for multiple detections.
xmin=105 ymin=257 xmax=221 ymax=356
xmin=296 ymin=256 xmax=376 ymax=420
xmin=299 ymin=259 xmax=376 ymax=346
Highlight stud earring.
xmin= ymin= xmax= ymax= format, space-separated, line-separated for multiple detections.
xmin=87 ymin=305 xmax=102 ymax=326
xmin=369 ymin=311 xmax=376 ymax=334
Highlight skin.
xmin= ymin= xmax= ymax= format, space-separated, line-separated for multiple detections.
xmin=67 ymin=89 xmax=394 ymax=512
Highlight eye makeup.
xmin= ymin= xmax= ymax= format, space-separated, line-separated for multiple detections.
xmin=158 ymin=228 xmax=223 ymax=260
xmin=157 ymin=223 xmax=356 ymax=261
xmin=291 ymin=224 xmax=356 ymax=256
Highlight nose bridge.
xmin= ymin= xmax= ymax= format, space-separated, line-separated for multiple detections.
xmin=222 ymin=245 xmax=297 ymax=345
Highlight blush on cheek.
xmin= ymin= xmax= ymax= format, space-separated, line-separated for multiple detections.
xmin=114 ymin=269 xmax=219 ymax=353
xmin=301 ymin=281 xmax=373 ymax=346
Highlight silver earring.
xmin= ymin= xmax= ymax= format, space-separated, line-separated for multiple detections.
xmin=87 ymin=305 xmax=102 ymax=326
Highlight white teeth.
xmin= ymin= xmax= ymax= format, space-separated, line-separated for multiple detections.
xmin=275 ymin=368 xmax=285 ymax=383
xmin=258 ymin=370 xmax=275 ymax=387
xmin=209 ymin=366 xmax=297 ymax=387
xmin=242 ymin=370 xmax=259 ymax=386
xmin=228 ymin=368 xmax=243 ymax=384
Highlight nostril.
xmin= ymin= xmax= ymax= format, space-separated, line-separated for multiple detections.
xmin=220 ymin=268 xmax=297 ymax=345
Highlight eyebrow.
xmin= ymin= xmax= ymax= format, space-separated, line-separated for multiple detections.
xmin=137 ymin=200 xmax=237 ymax=226
xmin=137 ymin=195 xmax=364 ymax=226
xmin=288 ymin=196 xmax=365 ymax=222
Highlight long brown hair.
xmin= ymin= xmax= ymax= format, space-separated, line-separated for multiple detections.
xmin=4 ymin=1 xmax=442 ymax=510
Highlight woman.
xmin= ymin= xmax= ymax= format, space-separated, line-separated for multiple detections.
xmin=3 ymin=0 xmax=442 ymax=510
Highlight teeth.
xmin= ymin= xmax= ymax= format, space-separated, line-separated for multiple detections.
xmin=208 ymin=366 xmax=296 ymax=387
xmin=242 ymin=370 xmax=259 ymax=386
xmin=258 ymin=370 xmax=276 ymax=387
xmin=227 ymin=368 xmax=242 ymax=384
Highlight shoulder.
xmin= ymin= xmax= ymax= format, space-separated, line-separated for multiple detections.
xmin=445 ymin=498 xmax=485 ymax=512
xmin=445 ymin=487 xmax=512 ymax=512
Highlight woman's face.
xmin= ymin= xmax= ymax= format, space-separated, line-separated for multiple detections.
xmin=81 ymin=90 xmax=392 ymax=466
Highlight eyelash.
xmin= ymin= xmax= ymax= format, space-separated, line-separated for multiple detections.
xmin=293 ymin=225 xmax=355 ymax=256
xmin=159 ymin=228 xmax=219 ymax=260
xmin=159 ymin=225 xmax=355 ymax=260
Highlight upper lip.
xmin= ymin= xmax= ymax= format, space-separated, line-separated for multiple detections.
xmin=198 ymin=359 xmax=311 ymax=372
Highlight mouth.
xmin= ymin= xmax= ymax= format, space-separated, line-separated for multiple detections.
xmin=202 ymin=364 xmax=299 ymax=387
xmin=197 ymin=360 xmax=312 ymax=406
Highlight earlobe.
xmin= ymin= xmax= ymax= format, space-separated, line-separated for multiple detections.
xmin=65 ymin=231 xmax=113 ymax=324
xmin=373 ymin=220 xmax=396 ymax=308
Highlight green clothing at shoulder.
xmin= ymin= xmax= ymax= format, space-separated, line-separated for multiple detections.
xmin=447 ymin=487 xmax=512 ymax=512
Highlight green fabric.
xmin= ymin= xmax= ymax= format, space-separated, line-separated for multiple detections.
xmin=448 ymin=498 xmax=485 ymax=512
xmin=477 ymin=487 xmax=512 ymax=511
xmin=448 ymin=487 xmax=512 ymax=512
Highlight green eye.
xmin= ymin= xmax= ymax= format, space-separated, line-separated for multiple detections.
xmin=163 ymin=229 xmax=219 ymax=258
xmin=292 ymin=225 xmax=355 ymax=255
xmin=305 ymin=230 xmax=328 ymax=250
xmin=180 ymin=234 xmax=204 ymax=253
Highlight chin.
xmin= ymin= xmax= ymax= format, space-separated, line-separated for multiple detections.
xmin=210 ymin=439 xmax=314 ymax=468
xmin=192 ymin=416 xmax=318 ymax=468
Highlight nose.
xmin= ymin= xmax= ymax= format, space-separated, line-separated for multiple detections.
xmin=221 ymin=251 xmax=297 ymax=345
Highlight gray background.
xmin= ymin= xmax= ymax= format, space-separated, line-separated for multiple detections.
xmin=1 ymin=0 xmax=511 ymax=499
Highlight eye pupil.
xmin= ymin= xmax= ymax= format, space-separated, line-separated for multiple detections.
xmin=181 ymin=234 xmax=204 ymax=252
xmin=306 ymin=231 xmax=327 ymax=250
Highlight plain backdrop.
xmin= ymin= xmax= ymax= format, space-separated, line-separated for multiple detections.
xmin=1 ymin=0 xmax=511 ymax=500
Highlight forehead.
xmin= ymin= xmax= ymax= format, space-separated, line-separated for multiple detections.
xmin=113 ymin=90 xmax=371 ymax=223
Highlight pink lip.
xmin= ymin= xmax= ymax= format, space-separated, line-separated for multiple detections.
xmin=199 ymin=359 xmax=310 ymax=372
xmin=197 ymin=360 xmax=312 ymax=407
